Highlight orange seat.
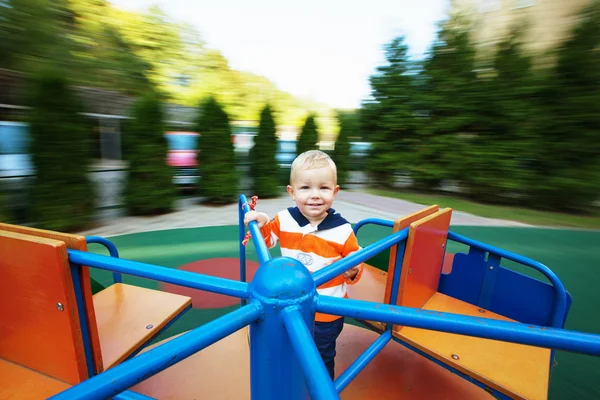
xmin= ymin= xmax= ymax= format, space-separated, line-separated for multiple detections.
xmin=349 ymin=207 xmax=552 ymax=400
xmin=94 ymin=283 xmax=191 ymax=369
xmin=0 ymin=223 xmax=192 ymax=374
xmin=0 ymin=231 xmax=87 ymax=396
xmin=0 ymin=359 xmax=71 ymax=400
xmin=131 ymin=324 xmax=492 ymax=399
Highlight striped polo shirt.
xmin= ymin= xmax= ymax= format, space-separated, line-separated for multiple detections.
xmin=259 ymin=207 xmax=363 ymax=322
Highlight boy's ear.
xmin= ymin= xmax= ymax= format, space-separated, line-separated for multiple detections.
xmin=286 ymin=185 xmax=295 ymax=200
xmin=334 ymin=185 xmax=340 ymax=196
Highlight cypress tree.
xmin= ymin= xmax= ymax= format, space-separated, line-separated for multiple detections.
xmin=28 ymin=67 xmax=95 ymax=231
xmin=197 ymin=97 xmax=238 ymax=204
xmin=123 ymin=90 xmax=175 ymax=215
xmin=296 ymin=114 xmax=319 ymax=155
xmin=250 ymin=105 xmax=280 ymax=197
xmin=332 ymin=111 xmax=354 ymax=186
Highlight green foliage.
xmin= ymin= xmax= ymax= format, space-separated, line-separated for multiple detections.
xmin=250 ymin=105 xmax=280 ymax=197
xmin=297 ymin=114 xmax=319 ymax=155
xmin=525 ymin=2 xmax=600 ymax=211
xmin=460 ymin=24 xmax=538 ymax=203
xmin=412 ymin=18 xmax=478 ymax=190
xmin=332 ymin=111 xmax=355 ymax=186
xmin=28 ymin=67 xmax=95 ymax=231
xmin=196 ymin=97 xmax=238 ymax=204
xmin=123 ymin=90 xmax=175 ymax=215
xmin=363 ymin=36 xmax=419 ymax=185
xmin=363 ymin=5 xmax=600 ymax=212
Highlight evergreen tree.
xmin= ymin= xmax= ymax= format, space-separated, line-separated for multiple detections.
xmin=332 ymin=111 xmax=354 ymax=186
xmin=365 ymin=36 xmax=419 ymax=186
xmin=527 ymin=2 xmax=600 ymax=211
xmin=412 ymin=18 xmax=478 ymax=191
xmin=196 ymin=97 xmax=238 ymax=204
xmin=250 ymin=104 xmax=280 ymax=197
xmin=461 ymin=24 xmax=538 ymax=203
xmin=28 ymin=67 xmax=95 ymax=231
xmin=296 ymin=114 xmax=319 ymax=155
xmin=123 ymin=90 xmax=175 ymax=215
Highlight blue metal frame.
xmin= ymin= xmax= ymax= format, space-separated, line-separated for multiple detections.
xmin=47 ymin=194 xmax=600 ymax=400
xmin=447 ymin=231 xmax=567 ymax=328
xmin=123 ymin=303 xmax=192 ymax=362
xmin=86 ymin=236 xmax=122 ymax=283
xmin=69 ymin=262 xmax=97 ymax=377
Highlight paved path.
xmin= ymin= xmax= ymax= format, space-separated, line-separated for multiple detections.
xmin=77 ymin=190 xmax=529 ymax=237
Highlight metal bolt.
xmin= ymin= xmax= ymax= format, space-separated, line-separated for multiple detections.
xmin=408 ymin=268 xmax=412 ymax=274
xmin=489 ymin=266 xmax=494 ymax=270
xmin=478 ymin=308 xmax=485 ymax=313
xmin=451 ymin=354 xmax=460 ymax=360
xmin=441 ymin=243 xmax=445 ymax=249
xmin=56 ymin=302 xmax=64 ymax=312
xmin=380 ymin=271 xmax=385 ymax=275
xmin=146 ymin=324 xmax=154 ymax=330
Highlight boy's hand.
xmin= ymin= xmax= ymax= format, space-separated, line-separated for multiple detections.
xmin=244 ymin=211 xmax=269 ymax=228
xmin=343 ymin=266 xmax=360 ymax=280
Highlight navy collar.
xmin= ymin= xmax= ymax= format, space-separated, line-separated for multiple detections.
xmin=287 ymin=207 xmax=348 ymax=230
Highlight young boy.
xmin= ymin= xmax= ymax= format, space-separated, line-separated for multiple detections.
xmin=244 ymin=150 xmax=363 ymax=379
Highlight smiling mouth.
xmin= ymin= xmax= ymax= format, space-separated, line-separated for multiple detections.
xmin=307 ymin=203 xmax=322 ymax=207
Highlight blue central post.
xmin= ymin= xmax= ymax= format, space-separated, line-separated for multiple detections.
xmin=249 ymin=257 xmax=317 ymax=400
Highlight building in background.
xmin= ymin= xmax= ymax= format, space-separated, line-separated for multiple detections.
xmin=452 ymin=0 xmax=592 ymax=58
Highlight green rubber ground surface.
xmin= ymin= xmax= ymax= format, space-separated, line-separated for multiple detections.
xmin=87 ymin=225 xmax=600 ymax=400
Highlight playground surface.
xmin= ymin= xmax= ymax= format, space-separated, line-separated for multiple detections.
xmin=77 ymin=190 xmax=530 ymax=238
xmin=80 ymin=189 xmax=600 ymax=400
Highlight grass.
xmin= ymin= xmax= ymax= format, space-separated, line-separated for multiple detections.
xmin=367 ymin=189 xmax=600 ymax=230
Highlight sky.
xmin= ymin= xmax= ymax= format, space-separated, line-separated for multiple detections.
xmin=109 ymin=0 xmax=450 ymax=109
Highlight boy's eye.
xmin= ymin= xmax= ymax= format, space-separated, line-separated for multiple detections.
xmin=300 ymin=186 xmax=309 ymax=190
xmin=321 ymin=186 xmax=330 ymax=190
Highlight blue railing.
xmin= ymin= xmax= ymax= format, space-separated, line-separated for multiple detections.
xmin=86 ymin=235 xmax=122 ymax=283
xmin=50 ymin=194 xmax=600 ymax=400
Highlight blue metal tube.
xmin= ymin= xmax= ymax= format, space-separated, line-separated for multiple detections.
xmin=313 ymin=228 xmax=409 ymax=287
xmin=68 ymin=250 xmax=250 ymax=299
xmin=281 ymin=307 xmax=339 ymax=400
xmin=69 ymin=263 xmax=96 ymax=377
xmin=388 ymin=241 xmax=406 ymax=307
xmin=86 ymin=236 xmax=122 ymax=283
xmin=447 ymin=231 xmax=567 ymax=328
xmin=239 ymin=194 xmax=271 ymax=265
xmin=315 ymin=296 xmax=600 ymax=356
xmin=50 ymin=302 xmax=263 ymax=400
xmin=238 ymin=197 xmax=248 ymax=306
xmin=112 ymin=390 xmax=156 ymax=399
xmin=334 ymin=330 xmax=392 ymax=393
xmin=353 ymin=218 xmax=394 ymax=235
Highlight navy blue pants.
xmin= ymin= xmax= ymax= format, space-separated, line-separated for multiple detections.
xmin=314 ymin=317 xmax=344 ymax=379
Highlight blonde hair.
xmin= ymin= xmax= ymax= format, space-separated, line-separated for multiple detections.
xmin=290 ymin=150 xmax=337 ymax=184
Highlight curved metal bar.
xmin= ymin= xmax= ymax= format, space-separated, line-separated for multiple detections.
xmin=315 ymin=295 xmax=600 ymax=356
xmin=353 ymin=218 xmax=394 ymax=235
xmin=334 ymin=330 xmax=392 ymax=393
xmin=313 ymin=228 xmax=409 ymax=287
xmin=238 ymin=197 xmax=248 ymax=306
xmin=281 ymin=307 xmax=339 ymax=400
xmin=447 ymin=231 xmax=568 ymax=328
xmin=86 ymin=236 xmax=122 ymax=283
xmin=239 ymin=194 xmax=271 ymax=265
xmin=49 ymin=302 xmax=263 ymax=400
xmin=68 ymin=250 xmax=250 ymax=299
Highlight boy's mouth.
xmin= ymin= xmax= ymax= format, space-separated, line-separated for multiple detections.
xmin=307 ymin=203 xmax=323 ymax=207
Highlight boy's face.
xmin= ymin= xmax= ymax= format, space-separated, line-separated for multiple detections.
xmin=287 ymin=166 xmax=339 ymax=225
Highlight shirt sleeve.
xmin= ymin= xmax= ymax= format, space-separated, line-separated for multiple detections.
xmin=259 ymin=213 xmax=281 ymax=249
